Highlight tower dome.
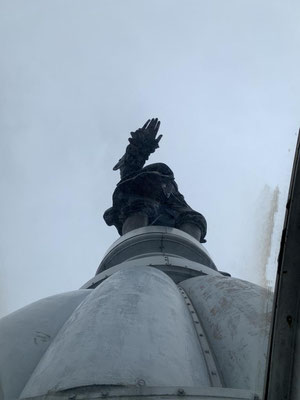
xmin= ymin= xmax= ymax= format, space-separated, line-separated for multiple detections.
xmin=0 ymin=120 xmax=273 ymax=400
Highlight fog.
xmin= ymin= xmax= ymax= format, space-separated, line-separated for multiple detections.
xmin=0 ymin=0 xmax=299 ymax=317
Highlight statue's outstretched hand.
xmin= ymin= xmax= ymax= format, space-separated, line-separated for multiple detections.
xmin=113 ymin=118 xmax=163 ymax=173
xmin=130 ymin=118 xmax=162 ymax=150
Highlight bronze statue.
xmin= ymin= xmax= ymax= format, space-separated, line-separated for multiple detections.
xmin=103 ymin=119 xmax=207 ymax=242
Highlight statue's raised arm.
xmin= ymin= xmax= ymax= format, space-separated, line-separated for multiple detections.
xmin=113 ymin=118 xmax=163 ymax=179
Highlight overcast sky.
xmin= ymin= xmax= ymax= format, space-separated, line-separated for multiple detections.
xmin=0 ymin=0 xmax=299 ymax=317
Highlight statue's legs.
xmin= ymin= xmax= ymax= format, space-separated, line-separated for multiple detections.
xmin=122 ymin=212 xmax=149 ymax=235
xmin=177 ymin=222 xmax=202 ymax=241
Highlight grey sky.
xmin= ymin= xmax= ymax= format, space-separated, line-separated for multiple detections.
xmin=0 ymin=0 xmax=299 ymax=317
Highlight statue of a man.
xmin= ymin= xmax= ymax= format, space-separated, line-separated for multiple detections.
xmin=103 ymin=119 xmax=207 ymax=242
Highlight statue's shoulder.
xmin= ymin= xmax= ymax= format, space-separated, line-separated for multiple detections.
xmin=142 ymin=163 xmax=174 ymax=177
